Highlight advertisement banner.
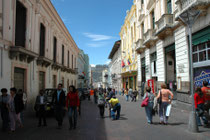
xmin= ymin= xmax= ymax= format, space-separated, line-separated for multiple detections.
xmin=194 ymin=66 xmax=210 ymax=88
xmin=147 ymin=79 xmax=155 ymax=93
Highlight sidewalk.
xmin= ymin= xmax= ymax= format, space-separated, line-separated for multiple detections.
xmin=135 ymin=95 xmax=210 ymax=139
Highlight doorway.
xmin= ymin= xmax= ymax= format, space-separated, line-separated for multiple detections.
xmin=14 ymin=68 xmax=25 ymax=91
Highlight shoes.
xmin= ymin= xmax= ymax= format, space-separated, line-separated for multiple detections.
xmin=56 ymin=126 xmax=62 ymax=129
xmin=38 ymin=124 xmax=41 ymax=127
xmin=43 ymin=124 xmax=47 ymax=127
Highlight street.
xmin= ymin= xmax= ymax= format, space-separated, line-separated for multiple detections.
xmin=0 ymin=95 xmax=210 ymax=140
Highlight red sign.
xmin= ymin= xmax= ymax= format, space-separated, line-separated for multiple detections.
xmin=147 ymin=79 xmax=155 ymax=93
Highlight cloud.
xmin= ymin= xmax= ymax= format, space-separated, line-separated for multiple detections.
xmin=86 ymin=42 xmax=108 ymax=48
xmin=83 ymin=32 xmax=115 ymax=41
xmin=106 ymin=60 xmax=111 ymax=64
xmin=90 ymin=64 xmax=96 ymax=67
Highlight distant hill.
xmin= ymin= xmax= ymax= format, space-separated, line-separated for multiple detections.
xmin=92 ymin=65 xmax=108 ymax=83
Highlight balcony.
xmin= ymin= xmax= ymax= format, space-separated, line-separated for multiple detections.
xmin=9 ymin=46 xmax=38 ymax=63
xmin=51 ymin=62 xmax=62 ymax=70
xmin=138 ymin=7 xmax=145 ymax=22
xmin=37 ymin=56 xmax=52 ymax=67
xmin=146 ymin=0 xmax=155 ymax=10
xmin=175 ymin=0 xmax=210 ymax=19
xmin=143 ymin=29 xmax=157 ymax=48
xmin=155 ymin=14 xmax=174 ymax=40
xmin=135 ymin=39 xmax=145 ymax=54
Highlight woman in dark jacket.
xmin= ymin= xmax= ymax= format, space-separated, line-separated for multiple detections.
xmin=66 ymin=85 xmax=80 ymax=130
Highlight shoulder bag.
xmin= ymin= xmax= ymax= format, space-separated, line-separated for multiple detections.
xmin=141 ymin=93 xmax=149 ymax=107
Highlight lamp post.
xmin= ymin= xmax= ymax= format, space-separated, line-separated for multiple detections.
xmin=178 ymin=9 xmax=201 ymax=133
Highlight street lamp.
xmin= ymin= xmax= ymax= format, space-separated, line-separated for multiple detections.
xmin=179 ymin=9 xmax=201 ymax=133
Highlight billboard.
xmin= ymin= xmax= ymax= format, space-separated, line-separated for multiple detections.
xmin=194 ymin=66 xmax=210 ymax=87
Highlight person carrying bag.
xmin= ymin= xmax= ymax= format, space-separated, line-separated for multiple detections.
xmin=142 ymin=87 xmax=155 ymax=124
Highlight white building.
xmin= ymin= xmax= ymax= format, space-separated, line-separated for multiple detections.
xmin=0 ymin=0 xmax=79 ymax=108
xmin=77 ymin=49 xmax=86 ymax=88
xmin=108 ymin=40 xmax=122 ymax=92
xmin=134 ymin=0 xmax=210 ymax=110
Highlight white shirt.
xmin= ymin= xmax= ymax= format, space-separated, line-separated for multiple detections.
xmin=40 ymin=96 xmax=44 ymax=104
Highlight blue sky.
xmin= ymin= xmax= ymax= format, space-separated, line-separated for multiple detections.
xmin=51 ymin=0 xmax=133 ymax=65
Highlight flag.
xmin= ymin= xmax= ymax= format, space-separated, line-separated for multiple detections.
xmin=128 ymin=56 xmax=132 ymax=65
xmin=121 ymin=60 xmax=125 ymax=67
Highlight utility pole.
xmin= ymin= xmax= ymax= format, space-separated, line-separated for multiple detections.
xmin=179 ymin=9 xmax=201 ymax=133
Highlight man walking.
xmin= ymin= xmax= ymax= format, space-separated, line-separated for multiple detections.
xmin=52 ymin=84 xmax=66 ymax=129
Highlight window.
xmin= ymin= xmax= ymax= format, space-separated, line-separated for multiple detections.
xmin=53 ymin=37 xmax=57 ymax=63
xmin=62 ymin=45 xmax=64 ymax=65
xmin=193 ymin=41 xmax=210 ymax=63
xmin=53 ymin=75 xmax=57 ymax=88
xmin=39 ymin=23 xmax=46 ymax=56
xmin=15 ymin=1 xmax=27 ymax=47
xmin=167 ymin=0 xmax=172 ymax=14
xmin=141 ymin=0 xmax=144 ymax=5
xmin=39 ymin=71 xmax=45 ymax=91
xmin=150 ymin=52 xmax=157 ymax=74
xmin=68 ymin=51 xmax=70 ymax=68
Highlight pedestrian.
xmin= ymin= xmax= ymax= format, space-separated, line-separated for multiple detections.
xmin=194 ymin=87 xmax=208 ymax=127
xmin=52 ymin=83 xmax=66 ymax=129
xmin=122 ymin=88 xmax=124 ymax=96
xmin=201 ymin=81 xmax=210 ymax=114
xmin=35 ymin=90 xmax=47 ymax=127
xmin=66 ymin=85 xmax=80 ymax=130
xmin=17 ymin=89 xmax=25 ymax=123
xmin=8 ymin=87 xmax=23 ymax=132
xmin=94 ymin=88 xmax=98 ymax=104
xmin=143 ymin=87 xmax=155 ymax=124
xmin=129 ymin=88 xmax=133 ymax=101
xmin=125 ymin=88 xmax=129 ymax=101
xmin=109 ymin=95 xmax=121 ymax=120
xmin=156 ymin=83 xmax=173 ymax=125
xmin=132 ymin=89 xmax=138 ymax=102
xmin=0 ymin=88 xmax=10 ymax=132
xmin=97 ymin=88 xmax=105 ymax=118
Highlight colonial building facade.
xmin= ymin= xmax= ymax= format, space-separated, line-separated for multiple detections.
xmin=108 ymin=40 xmax=122 ymax=92
xmin=133 ymin=0 xmax=210 ymax=110
xmin=120 ymin=5 xmax=138 ymax=90
xmin=77 ymin=49 xmax=87 ymax=88
xmin=0 ymin=0 xmax=80 ymax=107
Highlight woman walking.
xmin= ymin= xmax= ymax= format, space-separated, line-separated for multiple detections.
xmin=143 ymin=87 xmax=155 ymax=124
xmin=156 ymin=83 xmax=173 ymax=125
xmin=66 ymin=85 xmax=80 ymax=130
xmin=125 ymin=88 xmax=129 ymax=101
xmin=97 ymin=88 xmax=105 ymax=118
xmin=194 ymin=87 xmax=208 ymax=126
xmin=8 ymin=88 xmax=23 ymax=132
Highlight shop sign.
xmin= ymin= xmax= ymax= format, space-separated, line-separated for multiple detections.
xmin=147 ymin=79 xmax=155 ymax=93
xmin=194 ymin=66 xmax=210 ymax=87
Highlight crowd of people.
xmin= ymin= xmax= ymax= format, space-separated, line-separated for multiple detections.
xmin=0 ymin=81 xmax=209 ymax=133
xmin=0 ymin=88 xmax=26 ymax=132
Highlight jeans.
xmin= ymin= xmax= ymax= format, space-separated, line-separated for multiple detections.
xmin=55 ymin=105 xmax=64 ymax=126
xmin=1 ymin=109 xmax=9 ymax=131
xmin=98 ymin=105 xmax=105 ymax=117
xmin=38 ymin=105 xmax=46 ymax=126
xmin=68 ymin=106 xmax=77 ymax=128
xmin=111 ymin=103 xmax=121 ymax=120
xmin=145 ymin=102 xmax=154 ymax=123
xmin=125 ymin=95 xmax=129 ymax=101
xmin=159 ymin=102 xmax=169 ymax=123
xmin=196 ymin=104 xmax=208 ymax=125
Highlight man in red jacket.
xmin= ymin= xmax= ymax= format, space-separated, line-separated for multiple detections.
xmin=66 ymin=85 xmax=80 ymax=130
xmin=201 ymin=81 xmax=210 ymax=113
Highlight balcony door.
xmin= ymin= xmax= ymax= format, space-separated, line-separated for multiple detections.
xmin=15 ymin=1 xmax=27 ymax=47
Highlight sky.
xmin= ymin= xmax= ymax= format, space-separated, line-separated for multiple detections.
xmin=51 ymin=0 xmax=133 ymax=65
